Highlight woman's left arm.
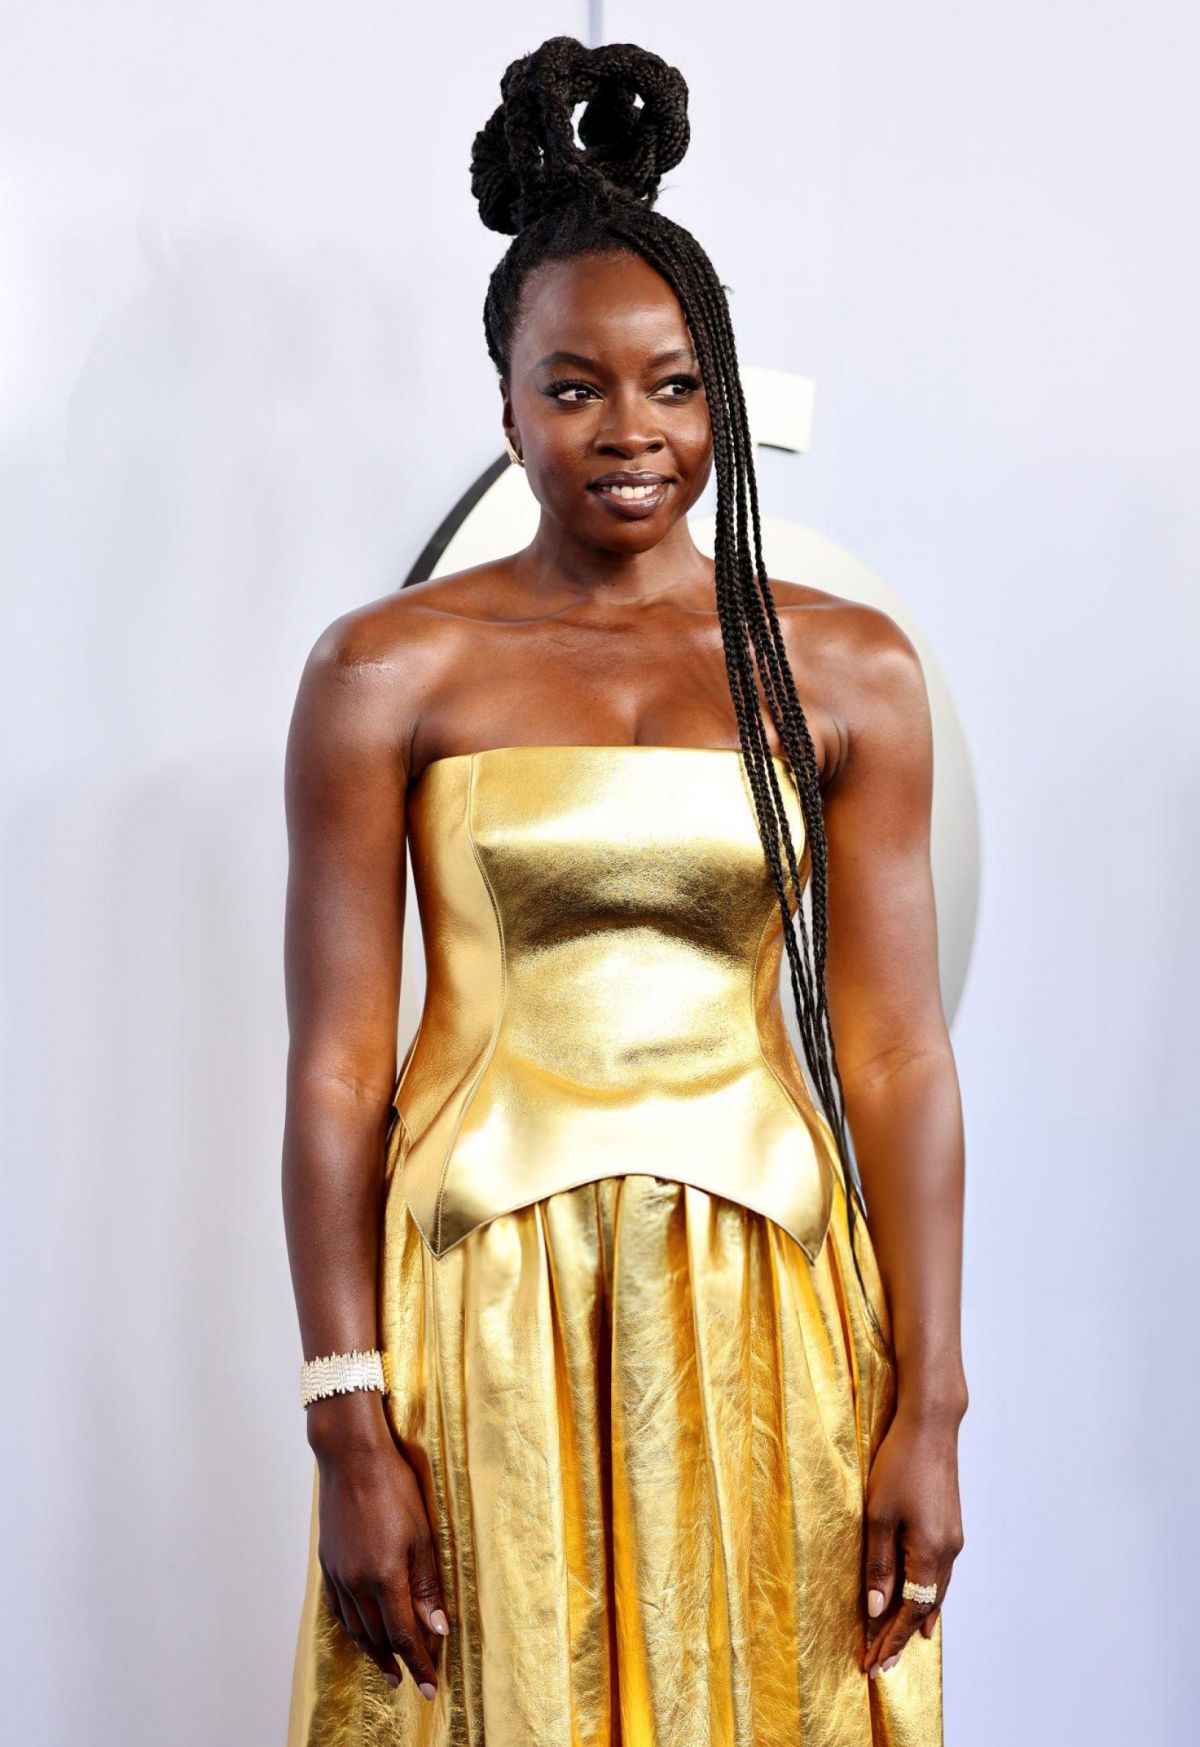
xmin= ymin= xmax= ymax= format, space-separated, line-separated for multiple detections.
xmin=819 ymin=605 xmax=968 ymax=1675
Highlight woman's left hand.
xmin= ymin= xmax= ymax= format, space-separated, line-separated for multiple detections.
xmin=859 ymin=1402 xmax=965 ymax=1677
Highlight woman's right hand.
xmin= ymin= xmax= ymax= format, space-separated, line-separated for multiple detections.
xmin=309 ymin=1396 xmax=449 ymax=1698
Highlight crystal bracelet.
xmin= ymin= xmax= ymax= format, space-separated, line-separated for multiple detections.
xmin=300 ymin=1346 xmax=392 ymax=1410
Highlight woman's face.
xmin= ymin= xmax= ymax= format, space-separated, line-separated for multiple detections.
xmin=501 ymin=250 xmax=714 ymax=551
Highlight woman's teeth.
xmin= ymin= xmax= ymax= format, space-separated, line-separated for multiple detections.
xmin=597 ymin=481 xmax=662 ymax=498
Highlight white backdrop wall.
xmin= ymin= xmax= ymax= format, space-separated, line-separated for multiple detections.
xmin=3 ymin=4 xmax=1196 ymax=1743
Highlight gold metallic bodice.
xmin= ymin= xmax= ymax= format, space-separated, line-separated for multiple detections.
xmin=385 ymin=745 xmax=840 ymax=1263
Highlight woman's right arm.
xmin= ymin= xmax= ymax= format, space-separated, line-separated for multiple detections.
xmin=281 ymin=606 xmax=447 ymax=1700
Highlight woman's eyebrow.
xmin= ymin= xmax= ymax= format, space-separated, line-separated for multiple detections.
xmin=532 ymin=345 xmax=698 ymax=372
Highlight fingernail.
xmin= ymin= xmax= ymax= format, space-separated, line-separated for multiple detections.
xmin=882 ymin=1653 xmax=900 ymax=1672
xmin=867 ymin=1588 xmax=886 ymax=1618
xmin=385 ymin=1672 xmax=400 ymax=1688
xmin=430 ymin=1608 xmax=450 ymax=1635
xmin=419 ymin=1681 xmax=437 ymax=1701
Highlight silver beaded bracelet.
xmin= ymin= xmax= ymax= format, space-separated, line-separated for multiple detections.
xmin=299 ymin=1346 xmax=392 ymax=1410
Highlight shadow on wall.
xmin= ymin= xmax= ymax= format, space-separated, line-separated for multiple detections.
xmin=9 ymin=224 xmax=447 ymax=1743
xmin=8 ymin=754 xmax=306 ymax=1742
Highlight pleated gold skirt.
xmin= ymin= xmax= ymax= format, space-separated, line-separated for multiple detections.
xmin=287 ymin=1170 xmax=943 ymax=1746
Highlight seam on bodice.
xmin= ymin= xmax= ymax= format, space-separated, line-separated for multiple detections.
xmin=750 ymin=896 xmax=818 ymax=1167
xmin=432 ymin=754 xmax=507 ymax=1253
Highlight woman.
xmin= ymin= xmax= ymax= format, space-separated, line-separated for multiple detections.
xmin=284 ymin=35 xmax=966 ymax=1747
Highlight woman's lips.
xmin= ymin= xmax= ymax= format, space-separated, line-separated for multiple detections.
xmin=589 ymin=480 xmax=671 ymax=518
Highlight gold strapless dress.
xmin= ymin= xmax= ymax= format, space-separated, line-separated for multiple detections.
xmin=287 ymin=745 xmax=943 ymax=1746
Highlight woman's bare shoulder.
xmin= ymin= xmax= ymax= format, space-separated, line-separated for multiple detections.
xmin=304 ymin=560 xmax=520 ymax=672
xmin=291 ymin=562 xmax=521 ymax=770
xmin=767 ymin=578 xmax=926 ymax=784
xmin=769 ymin=576 xmax=920 ymax=682
xmin=769 ymin=575 xmax=910 ymax=646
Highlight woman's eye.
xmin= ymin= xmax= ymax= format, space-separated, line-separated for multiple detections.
xmin=541 ymin=373 xmax=702 ymax=404
xmin=656 ymin=374 xmax=702 ymax=398
xmin=544 ymin=380 xmax=597 ymax=403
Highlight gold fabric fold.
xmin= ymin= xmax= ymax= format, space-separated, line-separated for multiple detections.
xmin=288 ymin=1168 xmax=942 ymax=1745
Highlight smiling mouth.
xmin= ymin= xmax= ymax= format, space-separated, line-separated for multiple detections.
xmin=589 ymin=479 xmax=673 ymax=515
xmin=592 ymin=480 xmax=667 ymax=499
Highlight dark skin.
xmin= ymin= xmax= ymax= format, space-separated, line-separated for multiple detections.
xmin=283 ymin=250 xmax=968 ymax=1698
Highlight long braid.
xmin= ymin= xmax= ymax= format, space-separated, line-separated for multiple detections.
xmin=470 ymin=35 xmax=882 ymax=1341
xmin=626 ymin=215 xmax=865 ymax=1262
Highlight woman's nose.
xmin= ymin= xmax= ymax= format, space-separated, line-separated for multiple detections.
xmin=593 ymin=387 xmax=668 ymax=454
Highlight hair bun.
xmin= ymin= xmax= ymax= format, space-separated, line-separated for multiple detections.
xmin=470 ymin=35 xmax=690 ymax=237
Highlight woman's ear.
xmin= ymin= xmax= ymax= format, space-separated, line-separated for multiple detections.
xmin=499 ymin=378 xmax=518 ymax=452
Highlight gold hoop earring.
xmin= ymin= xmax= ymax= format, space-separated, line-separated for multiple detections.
xmin=504 ymin=434 xmax=525 ymax=468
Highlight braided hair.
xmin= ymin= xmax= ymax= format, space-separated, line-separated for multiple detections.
xmin=471 ymin=34 xmax=883 ymax=1339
